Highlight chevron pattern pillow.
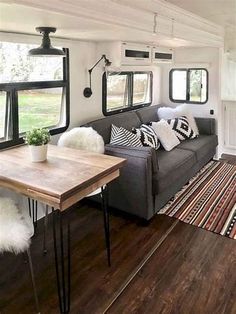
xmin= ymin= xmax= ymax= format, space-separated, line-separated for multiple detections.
xmin=132 ymin=124 xmax=160 ymax=150
xmin=110 ymin=124 xmax=143 ymax=147
xmin=167 ymin=116 xmax=197 ymax=141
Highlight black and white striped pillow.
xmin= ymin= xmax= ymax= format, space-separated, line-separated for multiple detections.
xmin=110 ymin=124 xmax=143 ymax=147
xmin=132 ymin=124 xmax=160 ymax=150
xmin=167 ymin=116 xmax=197 ymax=141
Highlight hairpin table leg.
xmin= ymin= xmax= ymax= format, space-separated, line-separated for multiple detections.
xmin=28 ymin=198 xmax=38 ymax=234
xmin=101 ymin=185 xmax=111 ymax=267
xmin=52 ymin=208 xmax=71 ymax=314
xmin=43 ymin=205 xmax=49 ymax=254
xmin=26 ymin=248 xmax=40 ymax=314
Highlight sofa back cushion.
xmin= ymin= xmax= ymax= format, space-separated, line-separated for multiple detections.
xmin=136 ymin=105 xmax=161 ymax=124
xmin=84 ymin=111 xmax=141 ymax=144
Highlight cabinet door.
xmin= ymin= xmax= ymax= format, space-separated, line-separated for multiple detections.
xmin=224 ymin=102 xmax=236 ymax=149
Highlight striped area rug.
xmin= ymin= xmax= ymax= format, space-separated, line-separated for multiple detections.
xmin=159 ymin=161 xmax=236 ymax=240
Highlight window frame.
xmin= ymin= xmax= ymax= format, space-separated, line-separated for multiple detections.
xmin=169 ymin=68 xmax=209 ymax=104
xmin=0 ymin=48 xmax=70 ymax=150
xmin=102 ymin=71 xmax=153 ymax=116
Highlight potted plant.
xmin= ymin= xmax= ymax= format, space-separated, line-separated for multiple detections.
xmin=24 ymin=128 xmax=51 ymax=162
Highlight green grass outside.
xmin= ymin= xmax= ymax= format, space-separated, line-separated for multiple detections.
xmin=0 ymin=93 xmax=61 ymax=135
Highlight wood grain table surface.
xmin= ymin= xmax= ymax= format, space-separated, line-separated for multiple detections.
xmin=0 ymin=144 xmax=126 ymax=210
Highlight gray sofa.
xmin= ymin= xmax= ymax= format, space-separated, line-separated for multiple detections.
xmin=85 ymin=105 xmax=218 ymax=220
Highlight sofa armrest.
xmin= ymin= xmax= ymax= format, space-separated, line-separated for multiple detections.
xmin=195 ymin=118 xmax=216 ymax=135
xmin=105 ymin=144 xmax=159 ymax=174
xmin=104 ymin=144 xmax=157 ymax=220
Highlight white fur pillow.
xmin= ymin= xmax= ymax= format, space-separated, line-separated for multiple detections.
xmin=150 ymin=120 xmax=180 ymax=151
xmin=58 ymin=127 xmax=105 ymax=154
xmin=158 ymin=104 xmax=199 ymax=136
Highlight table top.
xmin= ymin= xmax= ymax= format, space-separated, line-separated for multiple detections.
xmin=0 ymin=145 xmax=126 ymax=210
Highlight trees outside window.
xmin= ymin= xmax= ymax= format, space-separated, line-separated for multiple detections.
xmin=169 ymin=68 xmax=208 ymax=104
xmin=103 ymin=71 xmax=152 ymax=115
xmin=0 ymin=42 xmax=69 ymax=149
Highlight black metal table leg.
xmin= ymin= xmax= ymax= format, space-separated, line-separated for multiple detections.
xmin=43 ymin=205 xmax=49 ymax=254
xmin=28 ymin=198 xmax=38 ymax=233
xmin=52 ymin=208 xmax=71 ymax=314
xmin=101 ymin=185 xmax=111 ymax=267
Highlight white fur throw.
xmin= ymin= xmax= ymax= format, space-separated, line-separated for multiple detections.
xmin=158 ymin=104 xmax=199 ymax=136
xmin=0 ymin=197 xmax=32 ymax=254
xmin=58 ymin=127 xmax=105 ymax=154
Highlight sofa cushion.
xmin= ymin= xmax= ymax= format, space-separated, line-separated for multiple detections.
xmin=84 ymin=111 xmax=141 ymax=144
xmin=177 ymin=135 xmax=218 ymax=161
xmin=155 ymin=148 xmax=196 ymax=193
xmin=110 ymin=124 xmax=142 ymax=147
xmin=136 ymin=105 xmax=160 ymax=124
xmin=132 ymin=124 xmax=160 ymax=150
xmin=167 ymin=116 xmax=197 ymax=140
xmin=150 ymin=120 xmax=180 ymax=151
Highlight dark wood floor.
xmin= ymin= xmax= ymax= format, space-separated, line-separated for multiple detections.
xmin=220 ymin=154 xmax=236 ymax=165
xmin=0 ymin=155 xmax=235 ymax=314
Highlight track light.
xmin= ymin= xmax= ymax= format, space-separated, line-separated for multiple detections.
xmin=153 ymin=13 xmax=158 ymax=36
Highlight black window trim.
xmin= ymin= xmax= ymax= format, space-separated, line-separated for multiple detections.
xmin=102 ymin=71 xmax=153 ymax=116
xmin=0 ymin=48 xmax=70 ymax=150
xmin=169 ymin=67 xmax=209 ymax=105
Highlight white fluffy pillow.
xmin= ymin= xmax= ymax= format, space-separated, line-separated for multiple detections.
xmin=58 ymin=127 xmax=105 ymax=154
xmin=158 ymin=104 xmax=199 ymax=136
xmin=150 ymin=120 xmax=180 ymax=151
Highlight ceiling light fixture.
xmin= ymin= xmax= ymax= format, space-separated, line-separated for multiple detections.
xmin=83 ymin=54 xmax=112 ymax=98
xmin=171 ymin=18 xmax=178 ymax=40
xmin=28 ymin=27 xmax=65 ymax=57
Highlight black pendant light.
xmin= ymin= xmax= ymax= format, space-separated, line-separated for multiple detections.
xmin=28 ymin=27 xmax=65 ymax=57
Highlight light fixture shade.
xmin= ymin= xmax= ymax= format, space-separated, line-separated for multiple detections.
xmin=28 ymin=27 xmax=65 ymax=57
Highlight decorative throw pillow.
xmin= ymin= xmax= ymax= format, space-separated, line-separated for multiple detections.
xmin=167 ymin=116 xmax=197 ymax=141
xmin=110 ymin=124 xmax=143 ymax=147
xmin=158 ymin=104 xmax=199 ymax=136
xmin=150 ymin=120 xmax=180 ymax=151
xmin=132 ymin=124 xmax=160 ymax=150
xmin=58 ymin=127 xmax=105 ymax=153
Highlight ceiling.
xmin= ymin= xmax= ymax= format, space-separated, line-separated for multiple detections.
xmin=165 ymin=0 xmax=236 ymax=49
xmin=0 ymin=0 xmax=225 ymax=48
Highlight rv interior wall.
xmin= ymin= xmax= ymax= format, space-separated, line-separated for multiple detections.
xmin=161 ymin=46 xmax=222 ymax=157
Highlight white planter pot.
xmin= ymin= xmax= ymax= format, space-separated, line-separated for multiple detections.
xmin=29 ymin=144 xmax=48 ymax=162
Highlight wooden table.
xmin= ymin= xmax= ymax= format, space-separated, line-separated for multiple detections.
xmin=0 ymin=144 xmax=126 ymax=313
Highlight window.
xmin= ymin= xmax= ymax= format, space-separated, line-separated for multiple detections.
xmin=169 ymin=68 xmax=208 ymax=104
xmin=0 ymin=41 xmax=69 ymax=149
xmin=103 ymin=71 xmax=152 ymax=115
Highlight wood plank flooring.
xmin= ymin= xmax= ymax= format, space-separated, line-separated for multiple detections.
xmin=0 ymin=202 xmax=176 ymax=314
xmin=0 ymin=156 xmax=235 ymax=314
xmin=107 ymin=222 xmax=236 ymax=314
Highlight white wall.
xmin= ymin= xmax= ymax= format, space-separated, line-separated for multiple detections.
xmin=160 ymin=47 xmax=223 ymax=157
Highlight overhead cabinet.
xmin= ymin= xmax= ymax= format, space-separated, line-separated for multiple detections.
xmin=152 ymin=47 xmax=174 ymax=63
xmin=121 ymin=43 xmax=152 ymax=65
xmin=96 ymin=42 xmax=174 ymax=67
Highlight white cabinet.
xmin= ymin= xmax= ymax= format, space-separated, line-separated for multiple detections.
xmin=224 ymin=102 xmax=236 ymax=149
xmin=121 ymin=43 xmax=151 ymax=65
xmin=152 ymin=47 xmax=174 ymax=63
xmin=97 ymin=42 xmax=173 ymax=67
